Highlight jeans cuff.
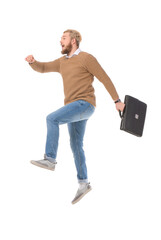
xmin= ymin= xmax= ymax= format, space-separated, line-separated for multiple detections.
xmin=78 ymin=179 xmax=89 ymax=184
xmin=45 ymin=155 xmax=57 ymax=164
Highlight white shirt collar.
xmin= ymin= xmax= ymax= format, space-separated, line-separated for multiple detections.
xmin=66 ymin=48 xmax=81 ymax=58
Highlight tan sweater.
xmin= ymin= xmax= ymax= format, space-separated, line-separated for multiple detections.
xmin=29 ymin=51 xmax=119 ymax=106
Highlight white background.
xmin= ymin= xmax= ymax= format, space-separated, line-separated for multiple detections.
xmin=0 ymin=0 xmax=161 ymax=239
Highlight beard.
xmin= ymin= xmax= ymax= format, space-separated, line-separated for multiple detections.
xmin=61 ymin=42 xmax=73 ymax=55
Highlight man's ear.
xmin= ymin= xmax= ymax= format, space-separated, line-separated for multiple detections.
xmin=71 ymin=38 xmax=76 ymax=45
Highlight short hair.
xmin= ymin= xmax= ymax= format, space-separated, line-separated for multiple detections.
xmin=63 ymin=29 xmax=82 ymax=47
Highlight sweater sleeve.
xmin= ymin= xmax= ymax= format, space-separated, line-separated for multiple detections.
xmin=29 ymin=58 xmax=60 ymax=73
xmin=84 ymin=54 xmax=119 ymax=101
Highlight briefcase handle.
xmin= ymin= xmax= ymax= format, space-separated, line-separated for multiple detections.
xmin=119 ymin=110 xmax=123 ymax=119
xmin=119 ymin=103 xmax=126 ymax=118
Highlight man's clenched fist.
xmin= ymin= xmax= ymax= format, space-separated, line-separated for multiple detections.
xmin=25 ymin=55 xmax=35 ymax=64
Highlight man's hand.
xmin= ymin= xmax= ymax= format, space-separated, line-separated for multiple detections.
xmin=25 ymin=55 xmax=35 ymax=64
xmin=115 ymin=101 xmax=125 ymax=112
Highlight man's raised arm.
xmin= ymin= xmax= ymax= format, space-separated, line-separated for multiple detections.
xmin=25 ymin=55 xmax=60 ymax=73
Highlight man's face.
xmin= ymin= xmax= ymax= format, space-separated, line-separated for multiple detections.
xmin=60 ymin=32 xmax=73 ymax=55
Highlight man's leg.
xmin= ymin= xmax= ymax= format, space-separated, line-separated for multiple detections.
xmin=68 ymin=119 xmax=94 ymax=204
xmin=45 ymin=100 xmax=95 ymax=162
xmin=31 ymin=100 xmax=95 ymax=175
xmin=67 ymin=120 xmax=88 ymax=183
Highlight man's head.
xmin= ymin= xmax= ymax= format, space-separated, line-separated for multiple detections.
xmin=60 ymin=29 xmax=82 ymax=55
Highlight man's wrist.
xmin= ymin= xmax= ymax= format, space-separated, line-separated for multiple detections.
xmin=114 ymin=99 xmax=121 ymax=104
xmin=29 ymin=61 xmax=35 ymax=64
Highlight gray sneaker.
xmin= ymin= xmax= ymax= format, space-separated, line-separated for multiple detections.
xmin=71 ymin=183 xmax=92 ymax=204
xmin=30 ymin=155 xmax=56 ymax=171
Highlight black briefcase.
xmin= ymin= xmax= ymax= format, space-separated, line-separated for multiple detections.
xmin=119 ymin=95 xmax=147 ymax=137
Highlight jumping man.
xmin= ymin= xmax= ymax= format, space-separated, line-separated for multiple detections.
xmin=25 ymin=29 xmax=125 ymax=204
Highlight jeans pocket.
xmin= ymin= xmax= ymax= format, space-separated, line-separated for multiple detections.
xmin=89 ymin=103 xmax=95 ymax=111
xmin=80 ymin=103 xmax=95 ymax=120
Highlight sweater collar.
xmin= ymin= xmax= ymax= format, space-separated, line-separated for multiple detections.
xmin=66 ymin=48 xmax=81 ymax=59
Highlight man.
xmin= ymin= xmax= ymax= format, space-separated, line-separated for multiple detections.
xmin=25 ymin=29 xmax=125 ymax=204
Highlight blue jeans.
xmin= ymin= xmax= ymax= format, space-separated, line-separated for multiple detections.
xmin=45 ymin=100 xmax=95 ymax=183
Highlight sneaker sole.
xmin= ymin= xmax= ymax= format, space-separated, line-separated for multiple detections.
xmin=30 ymin=160 xmax=55 ymax=171
xmin=72 ymin=187 xmax=92 ymax=204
